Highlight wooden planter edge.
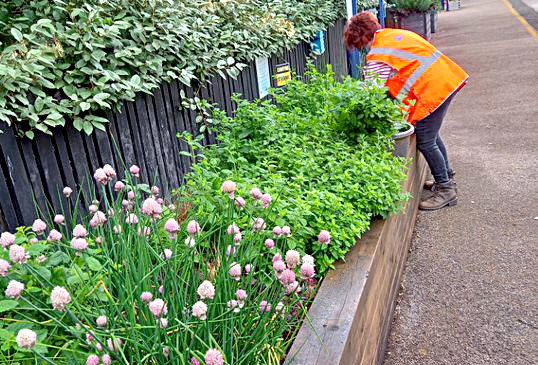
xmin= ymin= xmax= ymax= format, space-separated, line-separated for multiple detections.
xmin=286 ymin=135 xmax=427 ymax=365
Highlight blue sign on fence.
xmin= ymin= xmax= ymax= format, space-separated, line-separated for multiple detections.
xmin=311 ymin=31 xmax=326 ymax=56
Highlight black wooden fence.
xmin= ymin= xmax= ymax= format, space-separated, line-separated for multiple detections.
xmin=0 ymin=19 xmax=348 ymax=232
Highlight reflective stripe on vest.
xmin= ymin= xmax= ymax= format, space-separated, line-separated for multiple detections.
xmin=368 ymin=48 xmax=443 ymax=100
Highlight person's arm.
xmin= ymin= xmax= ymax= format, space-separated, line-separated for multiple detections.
xmin=364 ymin=61 xmax=395 ymax=83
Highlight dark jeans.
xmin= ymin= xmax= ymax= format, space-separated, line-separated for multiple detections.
xmin=415 ymin=93 xmax=456 ymax=184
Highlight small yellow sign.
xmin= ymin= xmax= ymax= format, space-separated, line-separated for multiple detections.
xmin=276 ymin=63 xmax=292 ymax=87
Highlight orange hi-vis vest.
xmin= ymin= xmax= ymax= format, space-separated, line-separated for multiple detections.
xmin=366 ymin=29 xmax=469 ymax=124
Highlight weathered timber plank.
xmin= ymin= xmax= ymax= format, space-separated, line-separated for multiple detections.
xmin=0 ymin=125 xmax=38 ymax=226
xmin=16 ymin=137 xmax=48 ymax=218
xmin=0 ymin=156 xmax=19 ymax=230
xmin=125 ymin=100 xmax=151 ymax=184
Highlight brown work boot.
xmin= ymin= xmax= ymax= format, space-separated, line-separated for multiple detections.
xmin=424 ymin=170 xmax=456 ymax=191
xmin=419 ymin=181 xmax=457 ymax=211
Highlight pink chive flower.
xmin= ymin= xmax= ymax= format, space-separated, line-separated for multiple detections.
xmin=71 ymin=238 xmax=88 ymax=251
xmin=31 ymin=219 xmax=47 ymax=235
xmin=127 ymin=191 xmax=135 ymax=200
xmin=159 ymin=285 xmax=164 ymax=295
xmin=102 ymin=164 xmax=116 ymax=179
xmin=96 ymin=316 xmax=107 ymax=328
xmin=1 ymin=232 xmax=16 ymax=249
xmin=234 ymin=196 xmax=246 ymax=209
xmin=137 ymin=226 xmax=151 ymax=237
xmin=151 ymin=186 xmax=160 ymax=196
xmin=275 ymin=302 xmax=285 ymax=313
xmin=93 ymin=168 xmax=108 ymax=185
xmin=163 ymin=347 xmax=170 ymax=358
xmin=227 ymin=223 xmax=240 ymax=236
xmin=107 ymin=338 xmax=122 ymax=352
xmin=140 ymin=292 xmax=153 ymax=303
xmin=227 ymin=299 xmax=240 ymax=313
xmin=197 ymin=280 xmax=215 ymax=300
xmin=63 ymin=186 xmax=73 ymax=198
xmin=86 ymin=332 xmax=94 ymax=343
xmin=129 ymin=165 xmax=140 ymax=177
xmin=235 ymin=289 xmax=247 ymax=301
xmin=264 ymin=239 xmax=275 ymax=249
xmin=50 ymin=286 xmax=71 ymax=311
xmin=186 ymin=220 xmax=201 ymax=236
xmin=90 ymin=211 xmax=107 ymax=228
xmin=272 ymin=253 xmax=282 ymax=264
xmin=96 ymin=343 xmax=103 ymax=352
xmin=300 ymin=262 xmax=316 ymax=280
xmin=0 ymin=259 xmax=11 ymax=277
xmin=141 ymin=197 xmax=162 ymax=219
xmin=272 ymin=260 xmax=286 ymax=274
xmin=252 ymin=218 xmax=266 ymax=232
xmin=281 ymin=225 xmax=291 ymax=237
xmin=86 ymin=354 xmax=100 ymax=365
xmin=192 ymin=301 xmax=208 ymax=320
xmin=9 ymin=245 xmax=27 ymax=264
xmin=233 ymin=233 xmax=242 ymax=245
xmin=88 ymin=204 xmax=98 ymax=214
xmin=148 ymin=299 xmax=167 ymax=318
xmin=102 ymin=354 xmax=111 ymax=365
xmin=54 ymin=214 xmax=65 ymax=225
xmin=159 ymin=318 xmax=168 ymax=329
xmin=114 ymin=181 xmax=125 ymax=192
xmin=286 ymin=281 xmax=300 ymax=295
xmin=279 ymin=269 xmax=296 ymax=285
xmin=157 ymin=197 xmax=164 ymax=205
xmin=191 ymin=358 xmax=201 ymax=365
xmin=250 ymin=188 xmax=263 ymax=200
xmin=73 ymin=224 xmax=88 ymax=238
xmin=164 ymin=219 xmax=180 ymax=240
xmin=126 ymin=214 xmax=139 ymax=225
xmin=260 ymin=300 xmax=271 ymax=313
xmin=229 ymin=263 xmax=241 ymax=281
xmin=302 ymin=254 xmax=314 ymax=266
xmin=261 ymin=193 xmax=271 ymax=208
xmin=204 ymin=349 xmax=224 ymax=365
xmin=226 ymin=245 xmax=234 ymax=257
xmin=5 ymin=280 xmax=24 ymax=299
xmin=285 ymin=250 xmax=301 ymax=269
xmin=272 ymin=226 xmax=282 ymax=237
xmin=220 ymin=180 xmax=237 ymax=199
xmin=245 ymin=264 xmax=252 ymax=273
xmin=318 ymin=230 xmax=331 ymax=244
xmin=37 ymin=255 xmax=46 ymax=264
xmin=47 ymin=229 xmax=62 ymax=242
xmin=16 ymin=329 xmax=36 ymax=350
xmin=163 ymin=249 xmax=173 ymax=260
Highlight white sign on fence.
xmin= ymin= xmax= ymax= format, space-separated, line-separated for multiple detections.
xmin=255 ymin=57 xmax=270 ymax=99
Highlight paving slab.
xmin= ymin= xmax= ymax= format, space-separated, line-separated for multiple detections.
xmin=384 ymin=0 xmax=538 ymax=364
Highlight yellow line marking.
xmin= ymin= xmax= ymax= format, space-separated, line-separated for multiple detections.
xmin=501 ymin=0 xmax=538 ymax=39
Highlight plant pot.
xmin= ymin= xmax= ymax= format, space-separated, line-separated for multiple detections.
xmin=392 ymin=123 xmax=415 ymax=157
xmin=398 ymin=12 xmax=431 ymax=40
xmin=446 ymin=0 xmax=462 ymax=10
xmin=430 ymin=10 xmax=438 ymax=33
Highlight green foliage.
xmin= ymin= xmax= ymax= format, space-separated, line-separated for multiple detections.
xmin=388 ymin=0 xmax=434 ymax=13
xmin=0 ymin=0 xmax=345 ymax=137
xmin=179 ymin=66 xmax=409 ymax=275
xmin=1 ymin=167 xmax=315 ymax=364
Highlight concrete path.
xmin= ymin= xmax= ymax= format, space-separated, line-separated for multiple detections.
xmin=384 ymin=1 xmax=538 ymax=364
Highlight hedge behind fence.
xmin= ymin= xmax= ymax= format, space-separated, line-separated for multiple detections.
xmin=0 ymin=18 xmax=349 ymax=231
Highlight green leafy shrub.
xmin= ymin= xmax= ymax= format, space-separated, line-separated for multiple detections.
xmin=0 ymin=0 xmax=345 ymax=137
xmin=178 ymin=66 xmax=409 ymax=275
xmin=388 ymin=0 xmax=434 ymax=14
xmin=0 ymin=164 xmax=315 ymax=364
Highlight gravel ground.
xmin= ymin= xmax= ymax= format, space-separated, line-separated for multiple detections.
xmin=384 ymin=1 xmax=538 ymax=364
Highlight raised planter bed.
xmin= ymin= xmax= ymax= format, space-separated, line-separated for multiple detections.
xmin=398 ymin=12 xmax=432 ymax=40
xmin=286 ymin=135 xmax=427 ymax=365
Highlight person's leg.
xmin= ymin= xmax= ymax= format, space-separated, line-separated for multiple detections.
xmin=416 ymin=93 xmax=456 ymax=184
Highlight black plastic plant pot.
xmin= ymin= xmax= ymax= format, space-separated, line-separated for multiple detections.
xmin=392 ymin=123 xmax=415 ymax=157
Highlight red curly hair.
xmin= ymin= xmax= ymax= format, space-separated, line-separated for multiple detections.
xmin=344 ymin=12 xmax=381 ymax=50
